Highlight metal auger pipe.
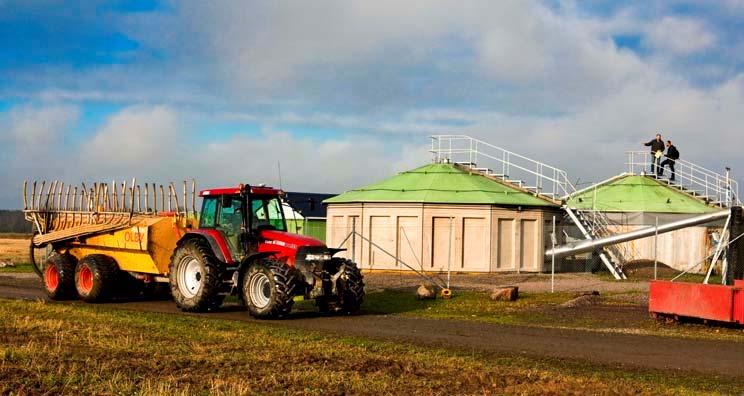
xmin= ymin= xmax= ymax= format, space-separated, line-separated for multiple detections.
xmin=547 ymin=209 xmax=732 ymax=258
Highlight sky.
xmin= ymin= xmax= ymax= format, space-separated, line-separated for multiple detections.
xmin=1 ymin=0 xmax=744 ymax=209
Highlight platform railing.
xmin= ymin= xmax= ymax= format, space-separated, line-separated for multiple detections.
xmin=430 ymin=135 xmax=574 ymax=199
xmin=626 ymin=151 xmax=739 ymax=207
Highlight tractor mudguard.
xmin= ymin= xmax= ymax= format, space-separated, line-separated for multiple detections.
xmin=179 ymin=230 xmax=234 ymax=264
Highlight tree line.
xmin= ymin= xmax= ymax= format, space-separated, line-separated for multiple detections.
xmin=0 ymin=211 xmax=32 ymax=234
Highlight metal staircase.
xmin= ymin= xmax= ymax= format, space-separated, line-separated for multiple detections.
xmin=626 ymin=151 xmax=740 ymax=207
xmin=430 ymin=135 xmax=628 ymax=279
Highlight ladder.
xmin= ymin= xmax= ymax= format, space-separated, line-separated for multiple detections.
xmin=430 ymin=135 xmax=627 ymax=279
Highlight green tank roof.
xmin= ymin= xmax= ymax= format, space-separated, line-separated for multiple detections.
xmin=324 ymin=163 xmax=558 ymax=207
xmin=566 ymin=174 xmax=716 ymax=214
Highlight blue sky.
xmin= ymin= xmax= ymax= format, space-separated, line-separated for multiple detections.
xmin=1 ymin=0 xmax=744 ymax=208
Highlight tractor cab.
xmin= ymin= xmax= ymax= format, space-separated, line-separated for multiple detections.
xmin=198 ymin=185 xmax=289 ymax=262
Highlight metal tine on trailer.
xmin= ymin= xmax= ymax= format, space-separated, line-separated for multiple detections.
xmin=80 ymin=183 xmax=86 ymax=213
xmin=31 ymin=181 xmax=37 ymax=210
xmin=37 ymin=181 xmax=45 ymax=211
xmin=171 ymin=183 xmax=179 ymax=213
xmin=46 ymin=180 xmax=57 ymax=210
xmin=89 ymin=188 xmax=95 ymax=216
xmin=22 ymin=180 xmax=28 ymax=210
xmin=103 ymin=183 xmax=109 ymax=212
xmin=64 ymin=185 xmax=71 ymax=211
xmin=73 ymin=187 xmax=78 ymax=224
xmin=135 ymin=184 xmax=141 ymax=212
xmin=93 ymin=183 xmax=99 ymax=212
xmin=152 ymin=183 xmax=157 ymax=214
xmin=57 ymin=182 xmax=64 ymax=211
xmin=160 ymin=185 xmax=165 ymax=213
xmin=112 ymin=181 xmax=118 ymax=212
xmin=182 ymin=180 xmax=187 ymax=216
xmin=121 ymin=181 xmax=127 ymax=212
xmin=145 ymin=183 xmax=150 ymax=213
xmin=167 ymin=184 xmax=172 ymax=212
xmin=63 ymin=184 xmax=71 ymax=229
xmin=191 ymin=180 xmax=196 ymax=218
xmin=129 ymin=178 xmax=136 ymax=218
xmin=177 ymin=183 xmax=183 ymax=213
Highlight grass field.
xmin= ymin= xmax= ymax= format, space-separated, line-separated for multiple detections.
xmin=1 ymin=299 xmax=741 ymax=395
xmin=358 ymin=289 xmax=744 ymax=342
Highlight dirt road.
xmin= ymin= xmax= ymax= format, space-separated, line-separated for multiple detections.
xmin=2 ymin=274 xmax=743 ymax=378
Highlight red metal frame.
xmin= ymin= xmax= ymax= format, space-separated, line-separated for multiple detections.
xmin=649 ymin=280 xmax=744 ymax=325
xmin=199 ymin=185 xmax=283 ymax=197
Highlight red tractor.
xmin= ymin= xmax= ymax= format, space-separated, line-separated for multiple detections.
xmin=169 ymin=184 xmax=364 ymax=318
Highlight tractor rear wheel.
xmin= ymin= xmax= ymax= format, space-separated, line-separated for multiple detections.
xmin=242 ymin=258 xmax=297 ymax=319
xmin=169 ymin=238 xmax=224 ymax=312
xmin=75 ymin=254 xmax=119 ymax=302
xmin=43 ymin=253 xmax=77 ymax=300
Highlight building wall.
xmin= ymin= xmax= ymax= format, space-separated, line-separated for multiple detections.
xmin=607 ymin=225 xmax=714 ymax=273
xmin=325 ymin=202 xmax=555 ymax=273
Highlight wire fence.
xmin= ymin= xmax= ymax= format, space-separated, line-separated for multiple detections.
xmin=322 ymin=215 xmax=727 ymax=284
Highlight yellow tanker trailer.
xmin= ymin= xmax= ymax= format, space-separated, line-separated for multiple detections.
xmin=24 ymin=179 xmax=198 ymax=302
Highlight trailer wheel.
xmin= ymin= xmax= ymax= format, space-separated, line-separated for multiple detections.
xmin=75 ymin=255 xmax=118 ymax=302
xmin=242 ymin=258 xmax=297 ymax=319
xmin=43 ymin=253 xmax=77 ymax=300
xmin=169 ymin=238 xmax=224 ymax=312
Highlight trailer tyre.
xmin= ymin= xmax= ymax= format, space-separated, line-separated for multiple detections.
xmin=43 ymin=253 xmax=77 ymax=300
xmin=242 ymin=258 xmax=297 ymax=319
xmin=75 ymin=254 xmax=119 ymax=303
xmin=169 ymin=238 xmax=224 ymax=312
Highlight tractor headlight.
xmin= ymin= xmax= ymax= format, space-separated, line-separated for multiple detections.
xmin=304 ymin=253 xmax=332 ymax=261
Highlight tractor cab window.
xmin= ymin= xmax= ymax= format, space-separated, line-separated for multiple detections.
xmin=200 ymin=197 xmax=218 ymax=228
xmin=216 ymin=195 xmax=244 ymax=258
xmin=251 ymin=196 xmax=286 ymax=231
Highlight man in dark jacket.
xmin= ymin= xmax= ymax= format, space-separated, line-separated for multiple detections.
xmin=643 ymin=133 xmax=665 ymax=176
xmin=660 ymin=140 xmax=679 ymax=181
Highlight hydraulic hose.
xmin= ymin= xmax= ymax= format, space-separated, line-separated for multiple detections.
xmin=28 ymin=234 xmax=43 ymax=278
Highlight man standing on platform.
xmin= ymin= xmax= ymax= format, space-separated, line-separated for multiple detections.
xmin=643 ymin=133 xmax=665 ymax=176
xmin=660 ymin=140 xmax=679 ymax=181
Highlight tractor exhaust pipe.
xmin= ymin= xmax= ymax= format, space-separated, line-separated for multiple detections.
xmin=547 ymin=208 xmax=733 ymax=258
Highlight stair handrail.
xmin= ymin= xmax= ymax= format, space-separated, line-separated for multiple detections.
xmin=430 ymin=135 xmax=576 ymax=198
xmin=626 ymin=151 xmax=740 ymax=207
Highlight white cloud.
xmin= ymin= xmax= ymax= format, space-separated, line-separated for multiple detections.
xmin=2 ymin=105 xmax=79 ymax=147
xmin=0 ymin=104 xmax=80 ymax=208
xmin=83 ymin=105 xmax=179 ymax=167
xmin=644 ymin=17 xmax=715 ymax=55
xmin=77 ymin=106 xmax=429 ymax=195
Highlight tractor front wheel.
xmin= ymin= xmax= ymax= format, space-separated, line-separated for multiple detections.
xmin=169 ymin=238 xmax=224 ymax=312
xmin=242 ymin=258 xmax=297 ymax=319
xmin=43 ymin=253 xmax=77 ymax=300
xmin=317 ymin=259 xmax=365 ymax=315
xmin=75 ymin=254 xmax=118 ymax=302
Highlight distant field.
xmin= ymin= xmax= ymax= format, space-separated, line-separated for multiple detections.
xmin=0 ymin=236 xmax=37 ymax=273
